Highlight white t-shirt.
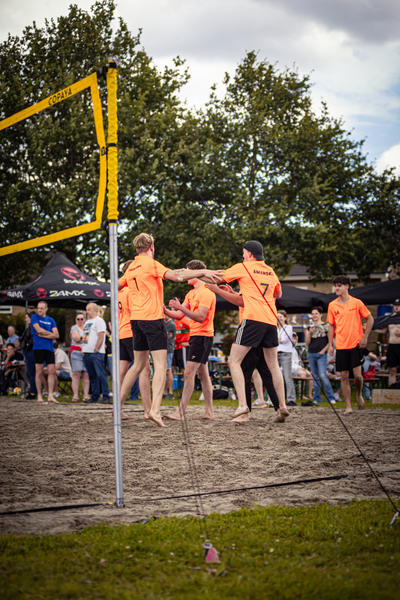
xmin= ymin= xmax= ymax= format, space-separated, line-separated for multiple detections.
xmin=55 ymin=348 xmax=72 ymax=376
xmin=277 ymin=324 xmax=293 ymax=352
xmin=81 ymin=316 xmax=106 ymax=354
xmin=291 ymin=346 xmax=300 ymax=374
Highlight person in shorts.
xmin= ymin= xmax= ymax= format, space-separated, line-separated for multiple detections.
xmin=212 ymin=241 xmax=288 ymax=423
xmin=374 ymin=299 xmax=400 ymax=387
xmin=164 ymin=260 xmax=216 ymax=421
xmin=119 ymin=260 xmax=151 ymax=411
xmin=118 ymin=233 xmax=220 ymax=427
xmin=31 ymin=301 xmax=59 ymax=403
xmin=327 ymin=275 xmax=374 ymax=413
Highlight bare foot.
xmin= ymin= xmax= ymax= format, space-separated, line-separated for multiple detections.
xmin=231 ymin=406 xmax=249 ymax=419
xmin=121 ymin=411 xmax=134 ymax=420
xmin=148 ymin=411 xmax=166 ymax=427
xmin=357 ymin=398 xmax=365 ymax=410
xmin=344 ymin=408 xmax=353 ymax=415
xmin=192 ymin=413 xmax=214 ymax=420
xmin=163 ymin=412 xmax=183 ymax=421
xmin=279 ymin=406 xmax=289 ymax=417
xmin=229 ymin=413 xmax=250 ymax=423
xmin=37 ymin=398 xmax=44 ymax=403
xmin=48 ymin=398 xmax=59 ymax=404
xmin=144 ymin=412 xmax=150 ymax=420
xmin=274 ymin=409 xmax=287 ymax=423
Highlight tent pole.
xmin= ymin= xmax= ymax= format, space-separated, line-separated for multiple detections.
xmin=107 ymin=59 xmax=124 ymax=507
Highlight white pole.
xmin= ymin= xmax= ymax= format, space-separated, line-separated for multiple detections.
xmin=109 ymin=222 xmax=124 ymax=507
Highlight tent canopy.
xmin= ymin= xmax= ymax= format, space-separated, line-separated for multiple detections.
xmin=0 ymin=253 xmax=110 ymax=309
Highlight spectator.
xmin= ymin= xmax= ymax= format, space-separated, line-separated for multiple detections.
xmin=163 ymin=315 xmax=176 ymax=399
xmin=291 ymin=332 xmax=314 ymax=400
xmin=277 ymin=310 xmax=297 ymax=406
xmin=0 ymin=342 xmax=24 ymax=394
xmin=6 ymin=326 xmax=20 ymax=349
xmin=19 ymin=312 xmax=37 ymax=399
xmin=53 ymin=341 xmax=72 ymax=396
xmin=81 ymin=303 xmax=110 ymax=404
xmin=305 ymin=306 xmax=336 ymax=405
xmin=69 ymin=312 xmax=90 ymax=402
xmin=172 ymin=312 xmax=191 ymax=375
xmin=374 ymin=299 xmax=400 ymax=387
xmin=31 ymin=301 xmax=59 ymax=403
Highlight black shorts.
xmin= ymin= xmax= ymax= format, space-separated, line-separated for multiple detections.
xmin=336 ymin=346 xmax=363 ymax=373
xmin=387 ymin=344 xmax=400 ymax=369
xmin=173 ymin=348 xmax=187 ymax=371
xmin=120 ymin=337 xmax=133 ymax=362
xmin=187 ymin=336 xmax=213 ymax=364
xmin=33 ymin=349 xmax=55 ymax=365
xmin=234 ymin=319 xmax=278 ymax=348
xmin=130 ymin=319 xmax=168 ymax=352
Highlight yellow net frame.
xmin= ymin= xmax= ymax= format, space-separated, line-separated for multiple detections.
xmin=0 ymin=73 xmax=107 ymax=257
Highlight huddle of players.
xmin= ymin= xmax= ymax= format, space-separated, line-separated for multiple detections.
xmin=118 ymin=232 xmax=373 ymax=427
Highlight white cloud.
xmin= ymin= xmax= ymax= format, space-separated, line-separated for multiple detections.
xmin=375 ymin=143 xmax=400 ymax=175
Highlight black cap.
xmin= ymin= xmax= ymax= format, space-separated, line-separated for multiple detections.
xmin=394 ymin=299 xmax=400 ymax=306
xmin=243 ymin=240 xmax=264 ymax=261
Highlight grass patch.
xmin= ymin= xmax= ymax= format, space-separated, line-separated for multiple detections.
xmin=1 ymin=500 xmax=399 ymax=599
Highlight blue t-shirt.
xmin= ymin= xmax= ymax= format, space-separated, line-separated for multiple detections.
xmin=31 ymin=314 xmax=57 ymax=352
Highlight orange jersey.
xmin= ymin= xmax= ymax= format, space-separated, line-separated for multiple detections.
xmin=327 ymin=296 xmax=371 ymax=350
xmin=223 ymin=261 xmax=280 ymax=326
xmin=119 ymin=255 xmax=169 ymax=321
xmin=174 ymin=316 xmax=191 ymax=350
xmin=184 ymin=283 xmax=216 ymax=337
xmin=118 ymin=287 xmax=132 ymax=340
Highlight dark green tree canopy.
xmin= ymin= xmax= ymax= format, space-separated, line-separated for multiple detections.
xmin=1 ymin=3 xmax=399 ymax=291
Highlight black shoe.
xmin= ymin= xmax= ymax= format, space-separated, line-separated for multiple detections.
xmin=301 ymin=400 xmax=315 ymax=407
xmin=99 ymin=399 xmax=111 ymax=404
xmin=287 ymin=400 xmax=297 ymax=406
xmin=26 ymin=393 xmax=37 ymax=400
xmin=83 ymin=398 xmax=99 ymax=403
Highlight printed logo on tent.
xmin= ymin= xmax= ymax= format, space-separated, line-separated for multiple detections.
xmin=94 ymin=289 xmax=104 ymax=298
xmin=61 ymin=267 xmax=86 ymax=281
xmin=37 ymin=288 xmax=47 ymax=298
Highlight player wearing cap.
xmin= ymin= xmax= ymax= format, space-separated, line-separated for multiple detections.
xmin=373 ymin=298 xmax=400 ymax=388
xmin=118 ymin=233 xmax=220 ymax=427
xmin=214 ymin=241 xmax=288 ymax=423
xmin=164 ymin=260 xmax=217 ymax=421
xmin=327 ymin=275 xmax=374 ymax=414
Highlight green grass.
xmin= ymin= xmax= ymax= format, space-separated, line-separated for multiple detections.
xmin=1 ymin=500 xmax=399 ymax=599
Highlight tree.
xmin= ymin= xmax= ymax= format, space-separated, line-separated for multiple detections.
xmin=0 ymin=0 xmax=191 ymax=287
xmin=173 ymin=51 xmax=400 ymax=282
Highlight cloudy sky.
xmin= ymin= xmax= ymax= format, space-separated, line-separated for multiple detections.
xmin=1 ymin=0 xmax=400 ymax=174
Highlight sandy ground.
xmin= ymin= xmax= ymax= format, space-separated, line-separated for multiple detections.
xmin=0 ymin=398 xmax=399 ymax=536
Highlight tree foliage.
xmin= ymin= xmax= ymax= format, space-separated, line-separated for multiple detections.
xmin=0 ymin=3 xmax=399 ymax=292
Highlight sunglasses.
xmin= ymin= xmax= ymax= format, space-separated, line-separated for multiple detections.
xmin=76 ymin=317 xmax=84 ymax=321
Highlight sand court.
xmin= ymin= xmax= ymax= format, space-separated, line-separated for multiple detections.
xmin=0 ymin=399 xmax=399 ymax=535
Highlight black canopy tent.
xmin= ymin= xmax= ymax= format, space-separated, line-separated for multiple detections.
xmin=0 ymin=253 xmax=111 ymax=309
xmin=215 ymin=284 xmax=329 ymax=314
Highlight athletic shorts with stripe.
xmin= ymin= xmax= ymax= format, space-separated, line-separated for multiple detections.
xmin=234 ymin=319 xmax=278 ymax=348
xmin=187 ymin=336 xmax=213 ymax=364
xmin=130 ymin=319 xmax=168 ymax=352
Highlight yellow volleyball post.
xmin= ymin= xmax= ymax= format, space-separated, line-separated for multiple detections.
xmin=107 ymin=58 xmax=124 ymax=508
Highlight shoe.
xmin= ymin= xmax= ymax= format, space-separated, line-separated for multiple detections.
xmin=72 ymin=397 xmax=80 ymax=402
xmin=53 ymin=392 xmax=61 ymax=398
xmin=26 ymin=393 xmax=37 ymax=400
xmin=99 ymin=399 xmax=111 ymax=404
xmin=329 ymin=398 xmax=336 ymax=404
xmin=267 ymin=400 xmax=274 ymax=407
xmin=83 ymin=398 xmax=98 ymax=403
xmin=109 ymin=392 xmax=113 ymax=397
xmin=252 ymin=400 xmax=267 ymax=407
xmin=334 ymin=393 xmax=340 ymax=402
xmin=165 ymin=393 xmax=174 ymax=400
xmin=43 ymin=392 xmax=48 ymax=396
xmin=301 ymin=400 xmax=314 ymax=407
xmin=287 ymin=400 xmax=297 ymax=406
